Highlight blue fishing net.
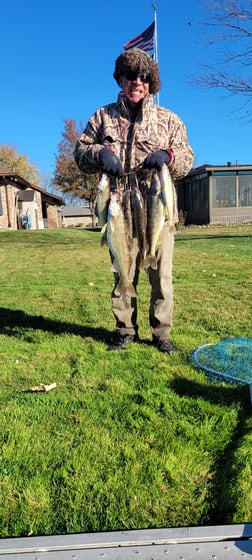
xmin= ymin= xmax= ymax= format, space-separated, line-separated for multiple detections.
xmin=192 ymin=337 xmax=252 ymax=386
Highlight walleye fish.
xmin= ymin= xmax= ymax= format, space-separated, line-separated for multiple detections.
xmin=158 ymin=163 xmax=176 ymax=232
xmin=130 ymin=185 xmax=146 ymax=270
xmin=96 ymin=173 xmax=111 ymax=236
xmin=144 ymin=171 xmax=165 ymax=271
xmin=106 ymin=191 xmax=136 ymax=299
xmin=122 ymin=188 xmax=133 ymax=251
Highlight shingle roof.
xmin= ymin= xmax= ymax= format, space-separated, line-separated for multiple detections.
xmin=61 ymin=205 xmax=91 ymax=217
xmin=0 ymin=168 xmax=65 ymax=205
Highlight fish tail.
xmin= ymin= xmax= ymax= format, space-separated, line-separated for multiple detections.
xmin=144 ymin=254 xmax=158 ymax=270
xmin=114 ymin=281 xmax=136 ymax=299
xmin=114 ymin=281 xmax=122 ymax=297
xmin=138 ymin=255 xmax=145 ymax=271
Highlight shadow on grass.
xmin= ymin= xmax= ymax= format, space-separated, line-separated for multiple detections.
xmin=170 ymin=374 xmax=251 ymax=526
xmin=176 ymin=232 xmax=252 ymax=242
xmin=0 ymin=307 xmax=112 ymax=344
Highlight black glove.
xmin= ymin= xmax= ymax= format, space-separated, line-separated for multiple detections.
xmin=143 ymin=149 xmax=170 ymax=171
xmin=99 ymin=148 xmax=124 ymax=178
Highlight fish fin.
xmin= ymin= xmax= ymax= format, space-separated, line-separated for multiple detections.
xmin=163 ymin=206 xmax=169 ymax=218
xmin=100 ymin=230 xmax=107 ymax=246
xmin=168 ymin=224 xmax=176 ymax=233
xmin=144 ymin=254 xmax=158 ymax=270
xmin=111 ymin=260 xmax=119 ymax=273
xmin=100 ymin=223 xmax=107 ymax=245
xmin=109 ymin=215 xmax=116 ymax=233
xmin=156 ymin=245 xmax=162 ymax=263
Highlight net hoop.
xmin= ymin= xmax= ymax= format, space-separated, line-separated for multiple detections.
xmin=192 ymin=338 xmax=252 ymax=387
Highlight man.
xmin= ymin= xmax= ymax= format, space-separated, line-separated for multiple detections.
xmin=74 ymin=48 xmax=194 ymax=352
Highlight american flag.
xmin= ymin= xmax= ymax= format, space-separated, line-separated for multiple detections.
xmin=124 ymin=22 xmax=155 ymax=53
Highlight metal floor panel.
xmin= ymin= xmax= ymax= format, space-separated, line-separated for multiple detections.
xmin=0 ymin=524 xmax=251 ymax=559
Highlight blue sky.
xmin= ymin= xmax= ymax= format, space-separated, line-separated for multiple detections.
xmin=1 ymin=0 xmax=251 ymax=185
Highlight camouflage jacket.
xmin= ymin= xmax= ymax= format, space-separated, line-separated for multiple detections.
xmin=74 ymin=93 xmax=194 ymax=223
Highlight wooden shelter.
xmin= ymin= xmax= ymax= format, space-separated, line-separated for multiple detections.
xmin=176 ymin=163 xmax=252 ymax=225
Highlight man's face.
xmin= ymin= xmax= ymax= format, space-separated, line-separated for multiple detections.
xmin=119 ymin=71 xmax=150 ymax=105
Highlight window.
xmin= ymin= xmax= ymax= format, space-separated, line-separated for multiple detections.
xmin=212 ymin=172 xmax=236 ymax=208
xmin=238 ymin=173 xmax=252 ymax=207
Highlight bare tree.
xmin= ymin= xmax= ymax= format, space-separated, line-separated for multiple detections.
xmin=191 ymin=0 xmax=252 ymax=118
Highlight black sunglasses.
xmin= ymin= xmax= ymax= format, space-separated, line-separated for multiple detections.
xmin=124 ymin=71 xmax=150 ymax=83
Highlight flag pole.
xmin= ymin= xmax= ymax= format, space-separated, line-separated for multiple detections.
xmin=151 ymin=3 xmax=158 ymax=64
xmin=151 ymin=3 xmax=159 ymax=104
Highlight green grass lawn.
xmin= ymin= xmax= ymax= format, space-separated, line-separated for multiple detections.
xmin=0 ymin=224 xmax=251 ymax=537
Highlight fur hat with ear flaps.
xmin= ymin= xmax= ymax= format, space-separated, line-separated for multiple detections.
xmin=113 ymin=48 xmax=161 ymax=95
